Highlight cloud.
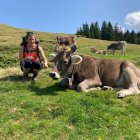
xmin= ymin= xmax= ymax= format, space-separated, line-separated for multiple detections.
xmin=124 ymin=11 xmax=140 ymax=31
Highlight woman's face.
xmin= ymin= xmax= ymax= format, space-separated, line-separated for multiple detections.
xmin=27 ymin=35 xmax=36 ymax=45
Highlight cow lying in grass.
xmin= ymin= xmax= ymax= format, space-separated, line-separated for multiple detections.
xmin=90 ymin=47 xmax=107 ymax=55
xmin=49 ymin=46 xmax=140 ymax=98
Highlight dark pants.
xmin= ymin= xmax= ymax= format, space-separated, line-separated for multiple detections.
xmin=20 ymin=60 xmax=42 ymax=73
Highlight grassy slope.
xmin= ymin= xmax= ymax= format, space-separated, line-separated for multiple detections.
xmin=0 ymin=24 xmax=140 ymax=140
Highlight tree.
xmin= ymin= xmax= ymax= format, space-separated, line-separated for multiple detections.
xmin=114 ymin=23 xmax=124 ymax=41
xmin=76 ymin=27 xmax=83 ymax=35
xmin=82 ymin=22 xmax=90 ymax=38
xmin=124 ymin=30 xmax=130 ymax=43
xmin=89 ymin=22 xmax=95 ymax=38
xmin=79 ymin=27 xmax=83 ymax=35
xmin=75 ymin=21 xmax=139 ymax=44
xmin=107 ymin=21 xmax=115 ymax=41
xmin=101 ymin=20 xmax=108 ymax=40
xmin=137 ymin=31 xmax=140 ymax=44
xmin=130 ymin=30 xmax=137 ymax=44
xmin=94 ymin=21 xmax=101 ymax=39
xmin=114 ymin=23 xmax=120 ymax=41
xmin=76 ymin=28 xmax=80 ymax=35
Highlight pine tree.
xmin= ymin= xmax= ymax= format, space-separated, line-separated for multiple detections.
xmin=76 ymin=28 xmax=80 ymax=35
xmin=101 ymin=21 xmax=108 ymax=40
xmin=75 ymin=21 xmax=138 ymax=44
xmin=118 ymin=30 xmax=124 ymax=41
xmin=89 ymin=22 xmax=95 ymax=38
xmin=130 ymin=30 xmax=137 ymax=44
xmin=82 ymin=22 xmax=90 ymax=38
xmin=94 ymin=21 xmax=101 ymax=39
xmin=114 ymin=23 xmax=124 ymax=41
xmin=114 ymin=23 xmax=119 ymax=41
xmin=137 ymin=31 xmax=140 ymax=44
xmin=79 ymin=27 xmax=83 ymax=35
xmin=124 ymin=30 xmax=130 ymax=43
xmin=107 ymin=21 xmax=115 ymax=41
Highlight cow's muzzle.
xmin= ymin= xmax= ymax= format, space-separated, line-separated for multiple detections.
xmin=49 ymin=71 xmax=60 ymax=79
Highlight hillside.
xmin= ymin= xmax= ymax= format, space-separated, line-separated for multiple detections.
xmin=0 ymin=24 xmax=140 ymax=140
xmin=0 ymin=24 xmax=140 ymax=68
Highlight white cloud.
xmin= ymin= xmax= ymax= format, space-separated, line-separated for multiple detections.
xmin=124 ymin=11 xmax=140 ymax=31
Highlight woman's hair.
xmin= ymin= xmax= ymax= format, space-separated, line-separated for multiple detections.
xmin=26 ymin=32 xmax=34 ymax=38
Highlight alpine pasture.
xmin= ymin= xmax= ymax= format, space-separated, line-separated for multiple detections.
xmin=0 ymin=24 xmax=140 ymax=140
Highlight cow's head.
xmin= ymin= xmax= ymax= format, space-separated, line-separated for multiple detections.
xmin=49 ymin=45 xmax=82 ymax=79
xmin=107 ymin=45 xmax=111 ymax=50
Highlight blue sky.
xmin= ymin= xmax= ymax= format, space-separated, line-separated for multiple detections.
xmin=0 ymin=0 xmax=140 ymax=34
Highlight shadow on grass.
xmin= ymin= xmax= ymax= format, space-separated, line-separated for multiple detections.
xmin=0 ymin=74 xmax=67 ymax=96
xmin=28 ymin=83 xmax=67 ymax=96
xmin=0 ymin=74 xmax=23 ymax=82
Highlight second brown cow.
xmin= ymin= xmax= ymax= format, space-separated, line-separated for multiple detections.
xmin=56 ymin=35 xmax=76 ymax=46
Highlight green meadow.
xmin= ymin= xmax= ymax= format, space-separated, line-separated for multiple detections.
xmin=0 ymin=24 xmax=140 ymax=140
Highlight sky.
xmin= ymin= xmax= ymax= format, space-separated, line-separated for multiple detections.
xmin=0 ymin=0 xmax=140 ymax=34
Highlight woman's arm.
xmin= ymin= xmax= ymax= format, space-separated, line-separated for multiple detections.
xmin=38 ymin=46 xmax=48 ymax=68
xmin=19 ymin=46 xmax=24 ymax=63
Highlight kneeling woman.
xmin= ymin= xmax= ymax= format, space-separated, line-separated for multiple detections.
xmin=19 ymin=32 xmax=48 ymax=82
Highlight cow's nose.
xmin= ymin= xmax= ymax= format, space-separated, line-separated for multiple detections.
xmin=49 ymin=72 xmax=60 ymax=79
xmin=49 ymin=72 xmax=55 ymax=78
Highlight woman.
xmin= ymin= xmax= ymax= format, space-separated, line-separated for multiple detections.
xmin=19 ymin=32 xmax=48 ymax=82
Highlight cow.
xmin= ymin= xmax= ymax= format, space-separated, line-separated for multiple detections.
xmin=107 ymin=41 xmax=127 ymax=56
xmin=56 ymin=35 xmax=76 ymax=46
xmin=90 ymin=48 xmax=107 ymax=55
xmin=49 ymin=46 xmax=140 ymax=98
xmin=90 ymin=47 xmax=97 ymax=53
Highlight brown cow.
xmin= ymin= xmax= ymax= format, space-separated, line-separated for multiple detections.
xmin=90 ymin=47 xmax=107 ymax=55
xmin=49 ymin=46 xmax=140 ymax=98
xmin=56 ymin=35 xmax=76 ymax=46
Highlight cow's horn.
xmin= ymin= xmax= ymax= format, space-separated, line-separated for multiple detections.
xmin=71 ymin=55 xmax=83 ymax=64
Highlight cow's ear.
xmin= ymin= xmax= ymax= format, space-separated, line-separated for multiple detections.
xmin=71 ymin=55 xmax=82 ymax=64
xmin=49 ymin=53 xmax=56 ymax=62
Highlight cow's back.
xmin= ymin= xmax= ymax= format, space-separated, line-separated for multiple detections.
xmin=70 ymin=55 xmax=129 ymax=87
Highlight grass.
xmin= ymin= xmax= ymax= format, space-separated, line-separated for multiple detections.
xmin=0 ymin=24 xmax=140 ymax=140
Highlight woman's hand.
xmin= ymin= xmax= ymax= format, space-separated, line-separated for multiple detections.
xmin=43 ymin=63 xmax=48 ymax=68
xmin=26 ymin=56 xmax=34 ymax=61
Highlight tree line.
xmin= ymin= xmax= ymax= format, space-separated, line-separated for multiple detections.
xmin=76 ymin=21 xmax=140 ymax=44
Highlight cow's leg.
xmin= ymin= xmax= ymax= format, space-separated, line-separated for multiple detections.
xmin=102 ymin=86 xmax=113 ymax=90
xmin=123 ymin=50 xmax=126 ymax=56
xmin=117 ymin=88 xmax=140 ymax=98
xmin=77 ymin=79 xmax=102 ymax=92
xmin=121 ymin=49 xmax=125 ymax=56
xmin=60 ymin=78 xmax=73 ymax=89
xmin=121 ymin=49 xmax=124 ymax=55
xmin=113 ymin=50 xmax=115 ymax=55
xmin=117 ymin=67 xmax=140 ymax=98
xmin=102 ymin=86 xmax=125 ymax=92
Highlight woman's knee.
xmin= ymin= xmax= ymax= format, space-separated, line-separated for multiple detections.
xmin=32 ymin=62 xmax=41 ymax=69
xmin=21 ymin=60 xmax=32 ymax=69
